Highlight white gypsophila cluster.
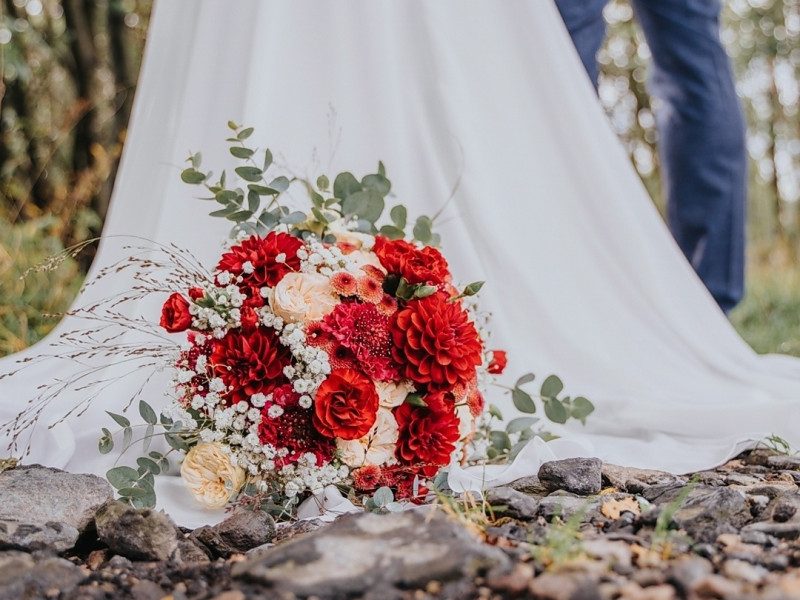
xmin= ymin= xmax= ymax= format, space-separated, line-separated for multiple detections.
xmin=279 ymin=323 xmax=331 ymax=398
xmin=161 ymin=404 xmax=198 ymax=430
xmin=188 ymin=278 xmax=247 ymax=337
xmin=279 ymin=458 xmax=348 ymax=498
xmin=299 ymin=238 xmax=349 ymax=276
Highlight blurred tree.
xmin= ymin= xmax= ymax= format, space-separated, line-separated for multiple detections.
xmin=0 ymin=0 xmax=151 ymax=265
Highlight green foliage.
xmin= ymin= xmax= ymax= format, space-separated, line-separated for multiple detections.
xmin=363 ymin=486 xmax=404 ymax=513
xmin=530 ymin=504 xmax=587 ymax=568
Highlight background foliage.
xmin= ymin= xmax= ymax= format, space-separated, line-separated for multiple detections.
xmin=1 ymin=0 xmax=798 ymax=355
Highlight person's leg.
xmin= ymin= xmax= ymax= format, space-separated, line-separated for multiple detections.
xmin=631 ymin=0 xmax=746 ymax=312
xmin=553 ymin=0 xmax=609 ymax=87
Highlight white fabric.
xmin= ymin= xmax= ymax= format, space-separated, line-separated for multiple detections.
xmin=2 ymin=0 xmax=800 ymax=526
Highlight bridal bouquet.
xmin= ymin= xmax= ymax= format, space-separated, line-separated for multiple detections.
xmin=77 ymin=123 xmax=591 ymax=516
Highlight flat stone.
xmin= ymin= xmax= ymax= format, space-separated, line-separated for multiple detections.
xmin=0 ymin=465 xmax=112 ymax=533
xmin=527 ymin=572 xmax=600 ymax=600
xmin=95 ymin=500 xmax=178 ymax=562
xmin=484 ymin=487 xmax=539 ymax=520
xmin=722 ymin=558 xmax=768 ymax=584
xmin=741 ymin=521 xmax=800 ymax=540
xmin=538 ymin=494 xmax=601 ymax=522
xmin=539 ymin=457 xmax=603 ymax=496
xmin=767 ymin=455 xmax=800 ymax=470
xmin=0 ymin=519 xmax=79 ymax=553
xmin=508 ymin=476 xmax=549 ymax=496
xmin=670 ymin=487 xmax=751 ymax=544
xmin=602 ymin=464 xmax=687 ymax=494
xmin=232 ymin=509 xmax=511 ymax=597
xmin=667 ymin=556 xmax=713 ymax=595
xmin=691 ymin=574 xmax=743 ymax=598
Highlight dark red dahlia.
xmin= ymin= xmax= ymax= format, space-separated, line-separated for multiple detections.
xmin=393 ymin=402 xmax=461 ymax=477
xmin=391 ymin=292 xmax=482 ymax=388
xmin=216 ymin=232 xmax=303 ymax=288
xmin=209 ymin=326 xmax=291 ymax=403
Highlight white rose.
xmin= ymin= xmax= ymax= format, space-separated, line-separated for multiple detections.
xmin=345 ymin=250 xmax=386 ymax=275
xmin=336 ymin=408 xmax=399 ymax=467
xmin=269 ymin=272 xmax=338 ymax=323
xmin=375 ymin=380 xmax=414 ymax=409
xmin=180 ymin=442 xmax=246 ymax=509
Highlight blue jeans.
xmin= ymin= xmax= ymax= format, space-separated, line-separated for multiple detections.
xmin=555 ymin=0 xmax=746 ymax=313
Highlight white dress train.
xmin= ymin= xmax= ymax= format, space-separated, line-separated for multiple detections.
xmin=2 ymin=0 xmax=799 ymax=527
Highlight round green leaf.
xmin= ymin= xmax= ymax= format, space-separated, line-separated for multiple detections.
xmin=230 ymin=146 xmax=254 ymax=159
xmin=98 ymin=429 xmax=114 ymax=454
xmin=571 ymin=396 xmax=595 ymax=423
xmin=107 ymin=466 xmax=140 ymax=490
xmin=333 ymin=172 xmax=362 ymax=199
xmin=180 ymin=169 xmax=206 ymax=184
xmin=544 ymin=398 xmax=569 ymax=424
xmin=412 ymin=216 xmax=433 ymax=244
xmin=117 ymin=486 xmax=151 ymax=499
xmin=372 ymin=486 xmax=394 ymax=507
xmin=540 ymin=374 xmax=564 ymax=400
xmin=269 ymin=176 xmax=290 ymax=192
xmin=139 ymin=400 xmax=157 ymax=425
xmin=490 ymin=430 xmax=512 ymax=452
xmin=316 ymin=174 xmax=330 ymax=191
xmin=106 ymin=411 xmax=130 ymax=428
xmin=235 ymin=166 xmax=263 ymax=182
xmin=511 ymin=387 xmax=537 ymax=413
xmin=390 ymin=205 xmax=407 ymax=229
xmin=505 ymin=416 xmax=539 ymax=434
xmin=515 ymin=373 xmax=536 ymax=387
xmin=361 ymin=173 xmax=391 ymax=196
xmin=137 ymin=457 xmax=161 ymax=475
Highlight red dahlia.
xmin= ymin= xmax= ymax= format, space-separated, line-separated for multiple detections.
xmin=373 ymin=236 xmax=451 ymax=286
xmin=216 ymin=232 xmax=303 ymax=288
xmin=393 ymin=402 xmax=461 ymax=476
xmin=391 ymin=292 xmax=483 ymax=388
xmin=209 ymin=326 xmax=291 ymax=403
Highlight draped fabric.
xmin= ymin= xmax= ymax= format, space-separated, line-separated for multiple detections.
xmin=2 ymin=0 xmax=799 ymax=526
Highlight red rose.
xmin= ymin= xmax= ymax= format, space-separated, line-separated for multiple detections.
xmin=188 ymin=287 xmax=205 ymax=301
xmin=393 ymin=403 xmax=460 ymax=476
xmin=313 ymin=369 xmax=379 ymax=440
xmin=373 ymin=237 xmax=451 ymax=286
xmin=160 ymin=293 xmax=192 ymax=333
xmin=216 ymin=232 xmax=303 ymax=288
xmin=391 ymin=292 xmax=483 ymax=388
xmin=488 ymin=350 xmax=508 ymax=375
xmin=209 ymin=326 xmax=291 ymax=403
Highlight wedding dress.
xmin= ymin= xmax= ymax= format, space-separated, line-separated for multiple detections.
xmin=2 ymin=0 xmax=799 ymax=527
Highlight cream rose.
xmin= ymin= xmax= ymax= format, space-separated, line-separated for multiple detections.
xmin=337 ymin=408 xmax=399 ymax=467
xmin=328 ymin=220 xmax=376 ymax=249
xmin=375 ymin=380 xmax=414 ymax=409
xmin=345 ymin=250 xmax=386 ymax=275
xmin=181 ymin=442 xmax=246 ymax=509
xmin=269 ymin=272 xmax=338 ymax=323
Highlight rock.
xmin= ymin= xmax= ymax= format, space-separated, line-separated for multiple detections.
xmin=527 ymin=572 xmax=600 ymax=600
xmin=670 ymin=488 xmax=751 ymax=544
xmin=0 ymin=554 xmax=86 ymax=600
xmin=722 ymin=558 xmax=768 ymax=584
xmin=539 ymin=457 xmax=603 ymax=496
xmin=538 ymin=494 xmax=600 ymax=522
xmin=508 ymin=475 xmax=549 ymax=496
xmin=231 ymin=509 xmax=511 ymax=598
xmin=484 ymin=487 xmax=539 ymax=520
xmin=767 ymin=455 xmax=800 ymax=470
xmin=667 ymin=556 xmax=713 ymax=595
xmin=129 ymin=580 xmax=165 ymax=600
xmin=602 ymin=464 xmax=686 ymax=494
xmin=691 ymin=574 xmax=743 ymax=598
xmin=192 ymin=508 xmax=276 ymax=558
xmin=0 ymin=519 xmax=79 ymax=553
xmin=173 ymin=538 xmax=212 ymax=563
xmin=95 ymin=500 xmax=178 ymax=562
xmin=485 ymin=562 xmax=534 ymax=595
xmin=583 ymin=539 xmax=633 ymax=570
xmin=740 ymin=521 xmax=800 ymax=540
xmin=0 ymin=465 xmax=112 ymax=533
xmin=770 ymin=493 xmax=800 ymax=522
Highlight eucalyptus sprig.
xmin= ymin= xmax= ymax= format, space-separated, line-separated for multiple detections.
xmin=180 ymin=122 xmax=440 ymax=245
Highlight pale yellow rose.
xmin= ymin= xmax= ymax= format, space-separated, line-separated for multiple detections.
xmin=375 ymin=380 xmax=414 ymax=409
xmin=337 ymin=408 xmax=399 ymax=467
xmin=327 ymin=220 xmax=376 ymax=249
xmin=181 ymin=442 xmax=246 ymax=509
xmin=269 ymin=272 xmax=338 ymax=323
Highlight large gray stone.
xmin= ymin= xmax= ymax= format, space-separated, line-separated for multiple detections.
xmin=484 ymin=487 xmax=539 ymax=520
xmin=232 ymin=509 xmax=511 ymax=597
xmin=539 ymin=457 xmax=603 ymax=496
xmin=602 ymin=463 xmax=687 ymax=494
xmin=0 ymin=465 xmax=112 ymax=533
xmin=95 ymin=500 xmax=178 ymax=561
xmin=670 ymin=487 xmax=751 ymax=544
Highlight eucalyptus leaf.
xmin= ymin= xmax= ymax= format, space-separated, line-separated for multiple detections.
xmin=263 ymin=148 xmax=273 ymax=171
xmin=117 ymin=486 xmax=150 ymax=499
xmin=137 ymin=457 xmax=161 ymax=476
xmin=317 ymin=174 xmax=330 ymax=190
xmin=237 ymin=127 xmax=254 ymax=140
xmin=258 ymin=210 xmax=279 ymax=230
xmin=248 ymin=184 xmax=275 ymax=196
xmin=378 ymin=225 xmax=405 ymax=240
xmin=486 ymin=447 xmax=499 ymax=460
xmin=106 ymin=466 xmax=140 ymax=489
xmin=122 ymin=427 xmax=133 ymax=452
xmin=378 ymin=161 xmax=386 ymax=177
xmin=247 ymin=190 xmax=260 ymax=213
xmin=432 ymin=471 xmax=450 ymax=492
xmin=372 ymin=486 xmax=393 ymax=507
xmin=488 ymin=404 xmax=504 ymax=421
xmin=544 ymin=398 xmax=569 ymax=424
xmin=230 ymin=146 xmax=254 ymax=159
xmin=269 ymin=176 xmax=290 ymax=192
xmin=489 ymin=430 xmax=512 ymax=452
xmin=209 ymin=206 xmax=238 ymax=218
xmin=311 ymin=191 xmax=324 ymax=208
xmin=226 ymin=210 xmax=254 ymax=222
xmin=191 ymin=152 xmax=202 ymax=168
xmin=165 ymin=433 xmax=190 ymax=452
xmin=180 ymin=168 xmax=206 ymax=184
xmin=280 ymin=211 xmax=307 ymax=225
xmin=215 ymin=189 xmax=239 ymax=204
xmin=511 ymin=387 xmax=537 ymax=414
xmin=235 ymin=166 xmax=263 ymax=182
xmin=540 ymin=374 xmax=564 ymax=400
xmin=342 ymin=190 xmax=384 ymax=223
xmin=505 ymin=416 xmax=539 ymax=434
xmin=107 ymin=411 xmax=130 ymax=428
xmin=385 ymin=502 xmax=404 ymax=512
xmin=139 ymin=401 xmax=157 ymax=425
xmin=227 ymin=120 xmax=239 ymax=130
xmin=570 ymin=396 xmax=595 ymax=423
xmin=311 ymin=206 xmax=330 ymax=224
xmin=98 ymin=429 xmax=113 ymax=454
xmin=515 ymin=373 xmax=536 ymax=387
xmin=361 ymin=173 xmax=391 ymax=196
xmin=333 ymin=172 xmax=361 ymax=199
xmin=390 ymin=205 xmax=407 ymax=229
xmin=143 ymin=424 xmax=154 ymax=453
xmin=412 ymin=216 xmax=432 ymax=244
